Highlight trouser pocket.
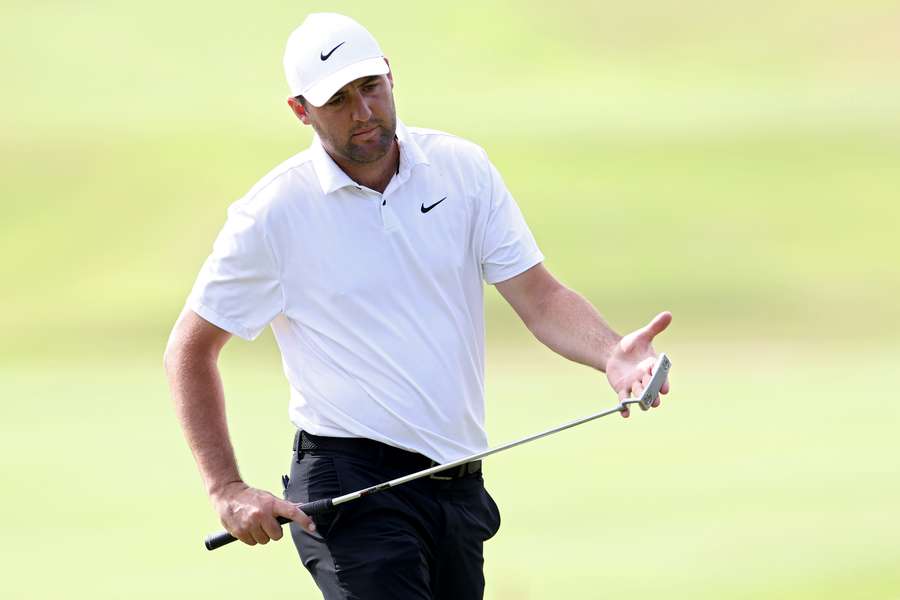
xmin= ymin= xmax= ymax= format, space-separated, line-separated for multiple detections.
xmin=480 ymin=485 xmax=502 ymax=540
xmin=286 ymin=453 xmax=343 ymax=538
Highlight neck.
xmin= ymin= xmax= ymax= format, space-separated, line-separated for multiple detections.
xmin=329 ymin=140 xmax=400 ymax=194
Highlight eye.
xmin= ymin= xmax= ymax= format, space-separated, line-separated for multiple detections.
xmin=327 ymin=95 xmax=345 ymax=107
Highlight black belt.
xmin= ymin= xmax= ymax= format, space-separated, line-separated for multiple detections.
xmin=295 ymin=430 xmax=481 ymax=480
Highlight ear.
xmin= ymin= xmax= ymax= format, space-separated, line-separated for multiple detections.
xmin=287 ymin=97 xmax=311 ymax=125
xmin=384 ymin=57 xmax=394 ymax=89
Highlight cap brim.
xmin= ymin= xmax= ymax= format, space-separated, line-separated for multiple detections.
xmin=302 ymin=57 xmax=390 ymax=107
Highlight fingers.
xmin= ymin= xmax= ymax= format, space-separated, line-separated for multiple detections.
xmin=631 ymin=377 xmax=643 ymax=399
xmin=260 ymin=514 xmax=284 ymax=542
xmin=234 ymin=508 xmax=276 ymax=545
xmin=618 ymin=369 xmax=650 ymax=418
xmin=617 ymin=389 xmax=630 ymax=418
xmin=274 ymin=499 xmax=316 ymax=534
xmin=232 ymin=520 xmax=263 ymax=545
xmin=625 ymin=365 xmax=664 ymax=411
xmin=219 ymin=488 xmax=315 ymax=547
xmin=235 ymin=530 xmax=257 ymax=546
xmin=254 ymin=499 xmax=316 ymax=542
xmin=223 ymin=510 xmax=261 ymax=546
xmin=635 ymin=371 xmax=652 ymax=411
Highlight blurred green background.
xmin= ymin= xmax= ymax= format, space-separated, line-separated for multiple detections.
xmin=2 ymin=0 xmax=898 ymax=598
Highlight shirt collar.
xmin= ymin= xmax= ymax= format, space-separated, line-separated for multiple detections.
xmin=310 ymin=119 xmax=429 ymax=196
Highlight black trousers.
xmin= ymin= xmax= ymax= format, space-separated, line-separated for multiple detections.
xmin=284 ymin=433 xmax=501 ymax=599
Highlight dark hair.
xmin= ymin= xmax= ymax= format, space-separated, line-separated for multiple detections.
xmin=293 ymin=95 xmax=308 ymax=108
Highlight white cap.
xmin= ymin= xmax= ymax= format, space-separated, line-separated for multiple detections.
xmin=283 ymin=13 xmax=390 ymax=107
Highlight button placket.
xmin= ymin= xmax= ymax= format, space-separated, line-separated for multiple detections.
xmin=380 ymin=194 xmax=400 ymax=232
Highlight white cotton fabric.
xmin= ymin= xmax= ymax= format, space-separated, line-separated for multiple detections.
xmin=188 ymin=122 xmax=543 ymax=463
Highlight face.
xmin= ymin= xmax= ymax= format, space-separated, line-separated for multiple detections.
xmin=290 ymin=73 xmax=397 ymax=165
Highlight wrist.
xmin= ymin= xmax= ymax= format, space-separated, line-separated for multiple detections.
xmin=595 ymin=334 xmax=622 ymax=372
xmin=208 ymin=478 xmax=246 ymax=501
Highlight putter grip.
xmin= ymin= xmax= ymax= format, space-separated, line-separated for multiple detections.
xmin=204 ymin=497 xmax=334 ymax=551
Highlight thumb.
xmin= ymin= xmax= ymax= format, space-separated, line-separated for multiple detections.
xmin=635 ymin=311 xmax=672 ymax=346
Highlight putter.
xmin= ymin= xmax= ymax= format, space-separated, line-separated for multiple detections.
xmin=204 ymin=353 xmax=672 ymax=550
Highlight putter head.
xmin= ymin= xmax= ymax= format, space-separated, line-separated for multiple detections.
xmin=625 ymin=353 xmax=671 ymax=411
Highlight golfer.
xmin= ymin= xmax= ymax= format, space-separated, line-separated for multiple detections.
xmin=165 ymin=12 xmax=671 ymax=599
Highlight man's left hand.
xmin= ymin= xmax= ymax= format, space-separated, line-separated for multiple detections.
xmin=605 ymin=311 xmax=673 ymax=418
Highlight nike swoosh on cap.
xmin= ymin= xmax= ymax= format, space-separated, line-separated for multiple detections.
xmin=320 ymin=42 xmax=345 ymax=61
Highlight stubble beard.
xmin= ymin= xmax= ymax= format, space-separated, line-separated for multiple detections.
xmin=313 ymin=98 xmax=398 ymax=165
xmin=344 ymin=116 xmax=396 ymax=164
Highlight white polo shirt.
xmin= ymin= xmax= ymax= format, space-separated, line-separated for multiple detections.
xmin=188 ymin=121 xmax=543 ymax=463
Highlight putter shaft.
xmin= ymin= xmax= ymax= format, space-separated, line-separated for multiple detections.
xmin=205 ymin=353 xmax=671 ymax=550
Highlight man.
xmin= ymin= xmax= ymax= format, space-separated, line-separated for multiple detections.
xmin=164 ymin=12 xmax=671 ymax=599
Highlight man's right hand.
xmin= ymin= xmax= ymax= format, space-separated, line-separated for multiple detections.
xmin=212 ymin=481 xmax=316 ymax=545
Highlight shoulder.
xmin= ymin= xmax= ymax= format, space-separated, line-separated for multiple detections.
xmin=405 ymin=126 xmax=492 ymax=190
xmin=227 ymin=147 xmax=318 ymax=224
xmin=406 ymin=126 xmax=489 ymax=163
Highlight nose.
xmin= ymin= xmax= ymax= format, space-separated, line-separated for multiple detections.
xmin=348 ymin=89 xmax=373 ymax=123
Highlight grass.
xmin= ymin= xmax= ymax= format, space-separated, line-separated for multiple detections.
xmin=2 ymin=340 xmax=899 ymax=598
xmin=3 ymin=1 xmax=899 ymax=359
xmin=3 ymin=125 xmax=899 ymax=360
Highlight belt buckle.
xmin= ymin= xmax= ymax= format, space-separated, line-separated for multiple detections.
xmin=428 ymin=460 xmax=454 ymax=480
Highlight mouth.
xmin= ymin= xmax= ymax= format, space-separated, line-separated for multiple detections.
xmin=351 ymin=126 xmax=378 ymax=138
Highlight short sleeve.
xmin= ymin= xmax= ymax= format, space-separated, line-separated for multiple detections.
xmin=187 ymin=207 xmax=283 ymax=340
xmin=480 ymin=159 xmax=544 ymax=284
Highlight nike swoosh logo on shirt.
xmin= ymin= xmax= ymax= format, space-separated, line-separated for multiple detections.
xmin=421 ymin=197 xmax=447 ymax=213
xmin=320 ymin=42 xmax=345 ymax=61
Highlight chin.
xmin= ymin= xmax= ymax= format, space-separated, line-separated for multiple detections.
xmin=347 ymin=134 xmax=393 ymax=163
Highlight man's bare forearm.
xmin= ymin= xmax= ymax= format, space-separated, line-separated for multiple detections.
xmin=524 ymin=284 xmax=622 ymax=373
xmin=164 ymin=340 xmax=243 ymax=498
xmin=164 ymin=310 xmax=313 ymax=543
